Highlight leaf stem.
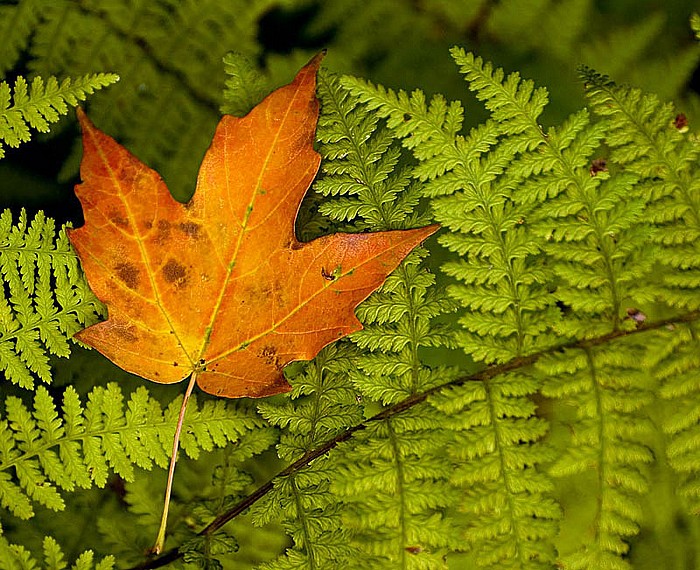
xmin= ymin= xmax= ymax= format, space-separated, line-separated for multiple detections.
xmin=151 ymin=371 xmax=198 ymax=555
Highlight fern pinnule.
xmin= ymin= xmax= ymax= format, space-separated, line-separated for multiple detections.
xmin=0 ymin=383 xmax=262 ymax=520
xmin=0 ymin=73 xmax=118 ymax=159
xmin=0 ymin=210 xmax=104 ymax=389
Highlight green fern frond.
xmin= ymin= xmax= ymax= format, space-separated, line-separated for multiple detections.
xmin=220 ymin=52 xmax=268 ymax=117
xmin=0 ymin=73 xmax=118 ymax=159
xmin=0 ymin=524 xmax=114 ymax=570
xmin=539 ymin=340 xmax=655 ymax=568
xmin=0 ymin=210 xmax=104 ymax=389
xmin=0 ymin=0 xmax=40 ymax=77
xmin=692 ymin=13 xmax=700 ymax=40
xmin=255 ymin=345 xmax=364 ymax=569
xmin=0 ymin=382 xmax=263 ymax=520
xmin=23 ymin=0 xmax=286 ymax=199
xmin=581 ymin=66 xmax=700 ymax=311
xmin=648 ymin=323 xmax=700 ymax=515
xmin=314 ymin=71 xmax=462 ymax=569
xmin=431 ymin=373 xmax=560 ymax=569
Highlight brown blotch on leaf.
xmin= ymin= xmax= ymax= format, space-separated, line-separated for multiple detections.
xmin=178 ymin=222 xmax=201 ymax=239
xmin=156 ymin=219 xmax=171 ymax=244
xmin=114 ymin=262 xmax=140 ymax=289
xmin=589 ymin=158 xmax=607 ymax=176
xmin=162 ymin=259 xmax=188 ymax=287
xmin=259 ymin=345 xmax=282 ymax=369
xmin=109 ymin=210 xmax=129 ymax=228
xmin=113 ymin=325 xmax=138 ymax=343
xmin=674 ymin=113 xmax=689 ymax=132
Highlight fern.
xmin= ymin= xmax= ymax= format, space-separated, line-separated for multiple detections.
xmin=255 ymin=345 xmax=364 ymax=570
xmin=339 ymin=46 xmax=699 ymax=568
xmin=648 ymin=323 xmax=700 ymax=514
xmin=581 ymin=66 xmax=700 ymax=311
xmin=9 ymin=0 xmax=290 ymax=199
xmin=0 ymin=524 xmax=115 ymax=570
xmin=0 ymin=382 xmax=266 ymax=520
xmin=0 ymin=210 xmax=104 ymax=389
xmin=0 ymin=73 xmax=118 ymax=159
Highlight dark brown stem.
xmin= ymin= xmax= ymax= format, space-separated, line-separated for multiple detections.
xmin=131 ymin=311 xmax=700 ymax=569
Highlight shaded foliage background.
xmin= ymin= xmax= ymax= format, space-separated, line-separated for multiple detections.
xmin=1 ymin=1 xmax=700 ymax=568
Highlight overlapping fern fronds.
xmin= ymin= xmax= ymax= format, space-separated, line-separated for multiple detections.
xmin=0 ymin=524 xmax=115 ymax=570
xmin=343 ymin=53 xmax=564 ymax=568
xmin=0 ymin=73 xmax=118 ymax=159
xmin=340 ymin=48 xmax=691 ymax=568
xmin=255 ymin=345 xmax=363 ymax=569
xmin=252 ymin=72 xmax=460 ymax=569
xmin=0 ymin=210 xmax=104 ymax=389
xmin=0 ymin=382 xmax=265 ymax=520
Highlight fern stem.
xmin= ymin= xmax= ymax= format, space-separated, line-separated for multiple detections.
xmin=291 ymin=476 xmax=317 ymax=569
xmin=151 ymin=371 xmax=198 ymax=556
xmin=386 ymin=418 xmax=409 ymax=566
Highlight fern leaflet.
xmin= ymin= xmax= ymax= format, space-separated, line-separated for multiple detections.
xmin=0 ymin=210 xmax=104 ymax=389
xmin=0 ymin=73 xmax=118 ymax=159
xmin=0 ymin=382 xmax=266 ymax=520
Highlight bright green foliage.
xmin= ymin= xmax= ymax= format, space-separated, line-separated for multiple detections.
xmin=0 ymin=382 xmax=264 ymax=520
xmin=0 ymin=73 xmax=118 ymax=159
xmin=255 ymin=345 xmax=364 ymax=570
xmin=0 ymin=210 xmax=104 ymax=389
xmin=539 ymin=341 xmax=655 ymax=568
xmin=253 ymin=73 xmax=460 ymax=569
xmin=220 ymin=52 xmax=268 ymax=118
xmin=582 ymin=67 xmax=700 ymax=311
xmin=1 ymin=5 xmax=700 ymax=568
xmin=317 ymin=72 xmax=460 ymax=569
xmin=340 ymin=47 xmax=700 ymax=569
xmin=0 ymin=524 xmax=114 ymax=570
xmin=649 ymin=323 xmax=700 ymax=514
xmin=431 ymin=374 xmax=560 ymax=569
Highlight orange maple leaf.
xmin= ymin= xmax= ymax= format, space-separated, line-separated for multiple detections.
xmin=68 ymin=54 xmax=437 ymax=399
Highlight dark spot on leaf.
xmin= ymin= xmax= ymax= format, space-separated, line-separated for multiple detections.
xmin=259 ymin=345 xmax=281 ymax=368
xmin=109 ymin=210 xmax=129 ymax=228
xmin=162 ymin=259 xmax=188 ymax=287
xmin=178 ymin=222 xmax=200 ymax=239
xmin=113 ymin=325 xmax=138 ymax=343
xmin=173 ymin=361 xmax=178 ymax=367
xmin=321 ymin=267 xmax=335 ymax=281
xmin=156 ymin=220 xmax=171 ymax=244
xmin=144 ymin=220 xmax=153 ymax=229
xmin=199 ymin=359 xmax=205 ymax=364
xmin=114 ymin=262 xmax=140 ymax=289
xmin=674 ymin=113 xmax=689 ymax=132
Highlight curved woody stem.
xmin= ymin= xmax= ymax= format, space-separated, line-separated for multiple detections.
xmin=134 ymin=310 xmax=700 ymax=569
xmin=152 ymin=371 xmax=199 ymax=555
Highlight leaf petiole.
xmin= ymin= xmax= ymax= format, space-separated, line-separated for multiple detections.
xmin=151 ymin=371 xmax=198 ymax=555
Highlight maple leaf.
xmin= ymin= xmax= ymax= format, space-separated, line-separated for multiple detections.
xmin=68 ymin=54 xmax=437 ymax=398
